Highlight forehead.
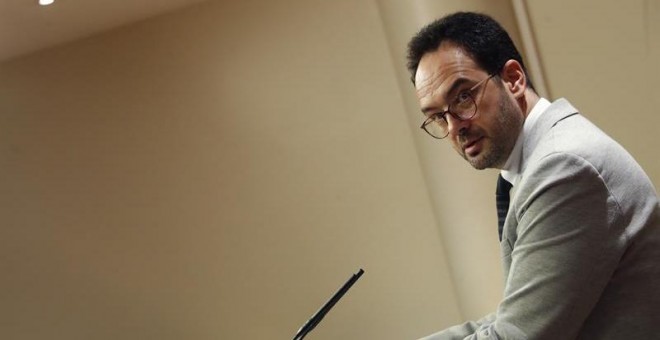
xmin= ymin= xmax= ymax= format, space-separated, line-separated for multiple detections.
xmin=414 ymin=42 xmax=483 ymax=100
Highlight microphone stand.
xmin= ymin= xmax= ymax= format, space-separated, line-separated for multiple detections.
xmin=292 ymin=268 xmax=364 ymax=340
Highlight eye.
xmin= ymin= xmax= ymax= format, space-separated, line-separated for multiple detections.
xmin=455 ymin=90 xmax=472 ymax=104
xmin=430 ymin=111 xmax=447 ymax=122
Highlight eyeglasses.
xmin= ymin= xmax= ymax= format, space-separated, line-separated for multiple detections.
xmin=420 ymin=74 xmax=495 ymax=139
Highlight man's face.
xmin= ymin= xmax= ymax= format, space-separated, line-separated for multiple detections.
xmin=414 ymin=42 xmax=524 ymax=170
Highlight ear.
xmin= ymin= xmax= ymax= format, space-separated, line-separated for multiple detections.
xmin=500 ymin=59 xmax=526 ymax=99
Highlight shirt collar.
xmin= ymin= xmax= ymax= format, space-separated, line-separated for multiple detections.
xmin=500 ymin=98 xmax=551 ymax=186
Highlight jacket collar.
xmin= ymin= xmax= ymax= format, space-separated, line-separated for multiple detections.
xmin=521 ymin=98 xmax=579 ymax=173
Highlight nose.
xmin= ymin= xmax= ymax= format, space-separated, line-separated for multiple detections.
xmin=445 ymin=113 xmax=470 ymax=137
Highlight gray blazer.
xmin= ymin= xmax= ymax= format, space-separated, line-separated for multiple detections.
xmin=421 ymin=99 xmax=660 ymax=339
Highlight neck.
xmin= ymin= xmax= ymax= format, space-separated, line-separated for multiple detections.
xmin=519 ymin=89 xmax=540 ymax=119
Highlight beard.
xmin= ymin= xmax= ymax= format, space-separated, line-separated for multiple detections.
xmin=462 ymin=90 xmax=523 ymax=170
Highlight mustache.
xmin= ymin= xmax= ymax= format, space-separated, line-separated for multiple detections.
xmin=458 ymin=128 xmax=481 ymax=143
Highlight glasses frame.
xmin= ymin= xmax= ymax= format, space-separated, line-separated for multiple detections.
xmin=420 ymin=73 xmax=496 ymax=139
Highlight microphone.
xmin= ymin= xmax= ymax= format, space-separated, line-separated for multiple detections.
xmin=292 ymin=268 xmax=365 ymax=340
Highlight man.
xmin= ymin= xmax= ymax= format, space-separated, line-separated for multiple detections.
xmin=407 ymin=12 xmax=660 ymax=339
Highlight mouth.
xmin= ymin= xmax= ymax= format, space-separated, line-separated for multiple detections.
xmin=463 ymin=136 xmax=484 ymax=157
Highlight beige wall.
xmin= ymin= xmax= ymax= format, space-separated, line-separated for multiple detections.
xmin=526 ymin=0 xmax=660 ymax=184
xmin=1 ymin=0 xmax=659 ymax=339
xmin=0 ymin=0 xmax=460 ymax=339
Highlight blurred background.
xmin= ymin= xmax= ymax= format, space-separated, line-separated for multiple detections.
xmin=0 ymin=0 xmax=658 ymax=338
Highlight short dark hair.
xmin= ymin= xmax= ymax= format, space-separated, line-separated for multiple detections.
xmin=406 ymin=12 xmax=534 ymax=91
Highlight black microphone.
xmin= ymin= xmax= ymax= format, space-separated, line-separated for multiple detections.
xmin=293 ymin=268 xmax=365 ymax=340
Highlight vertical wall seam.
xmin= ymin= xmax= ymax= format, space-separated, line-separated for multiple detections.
xmin=511 ymin=0 xmax=551 ymax=99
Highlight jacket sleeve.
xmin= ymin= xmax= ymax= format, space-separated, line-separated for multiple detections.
xmin=418 ymin=314 xmax=495 ymax=339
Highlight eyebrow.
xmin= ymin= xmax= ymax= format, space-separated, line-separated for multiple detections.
xmin=420 ymin=77 xmax=472 ymax=115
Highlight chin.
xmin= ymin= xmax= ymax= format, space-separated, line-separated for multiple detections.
xmin=462 ymin=154 xmax=485 ymax=170
xmin=466 ymin=151 xmax=501 ymax=170
xmin=468 ymin=160 xmax=489 ymax=170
